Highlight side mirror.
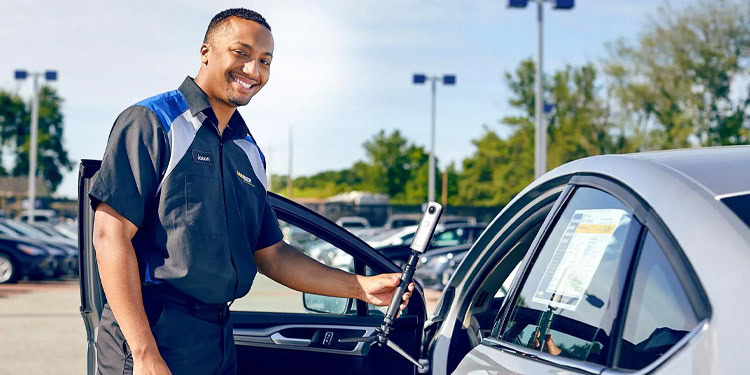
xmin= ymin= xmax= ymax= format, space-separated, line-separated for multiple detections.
xmin=302 ymin=293 xmax=352 ymax=314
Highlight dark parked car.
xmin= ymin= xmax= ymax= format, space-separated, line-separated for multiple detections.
xmin=375 ymin=223 xmax=486 ymax=266
xmin=0 ymin=219 xmax=77 ymax=276
xmin=0 ymin=234 xmax=57 ymax=283
xmin=384 ymin=214 xmax=476 ymax=229
xmin=414 ymin=244 xmax=471 ymax=290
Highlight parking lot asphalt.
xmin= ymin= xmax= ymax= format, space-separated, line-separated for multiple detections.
xmin=0 ymin=278 xmax=86 ymax=375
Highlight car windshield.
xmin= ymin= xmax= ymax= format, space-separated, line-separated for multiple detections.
xmin=367 ymin=228 xmax=408 ymax=241
xmin=1 ymin=220 xmax=54 ymax=240
xmin=0 ymin=222 xmax=23 ymax=237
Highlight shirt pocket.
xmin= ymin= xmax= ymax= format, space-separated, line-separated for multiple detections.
xmin=185 ymin=174 xmax=225 ymax=236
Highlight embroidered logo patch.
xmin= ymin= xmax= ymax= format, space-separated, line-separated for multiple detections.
xmin=236 ymin=170 xmax=255 ymax=187
xmin=192 ymin=149 xmax=214 ymax=165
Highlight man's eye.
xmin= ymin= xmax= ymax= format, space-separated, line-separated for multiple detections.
xmin=234 ymin=50 xmax=247 ymax=56
xmin=261 ymin=59 xmax=271 ymax=66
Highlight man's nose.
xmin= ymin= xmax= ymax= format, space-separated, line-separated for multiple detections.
xmin=242 ymin=61 xmax=260 ymax=80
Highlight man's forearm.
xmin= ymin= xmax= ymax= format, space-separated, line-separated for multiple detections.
xmin=255 ymin=242 xmax=363 ymax=300
xmin=94 ymin=226 xmax=157 ymax=357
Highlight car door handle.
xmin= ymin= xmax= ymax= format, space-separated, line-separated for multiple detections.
xmin=270 ymin=332 xmax=311 ymax=347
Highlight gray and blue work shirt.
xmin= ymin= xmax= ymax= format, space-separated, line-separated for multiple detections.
xmin=89 ymin=77 xmax=283 ymax=304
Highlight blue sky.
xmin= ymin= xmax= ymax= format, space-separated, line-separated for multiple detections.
xmin=0 ymin=0 xmax=694 ymax=199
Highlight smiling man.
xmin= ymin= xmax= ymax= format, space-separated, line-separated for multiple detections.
xmin=89 ymin=9 xmax=413 ymax=375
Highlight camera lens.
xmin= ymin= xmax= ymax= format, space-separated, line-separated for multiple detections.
xmin=428 ymin=206 xmax=436 ymax=214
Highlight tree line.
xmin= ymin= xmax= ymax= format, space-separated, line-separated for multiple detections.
xmin=272 ymin=0 xmax=750 ymax=205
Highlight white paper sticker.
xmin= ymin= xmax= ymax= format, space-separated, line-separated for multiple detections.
xmin=531 ymin=209 xmax=627 ymax=311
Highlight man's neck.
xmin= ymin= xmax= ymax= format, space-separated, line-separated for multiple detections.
xmin=206 ymin=97 xmax=234 ymax=136
xmin=194 ymin=74 xmax=234 ymax=135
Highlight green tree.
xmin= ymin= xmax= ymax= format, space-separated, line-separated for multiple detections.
xmin=362 ymin=130 xmax=428 ymax=200
xmin=459 ymin=59 xmax=630 ymax=205
xmin=604 ymin=0 xmax=750 ymax=148
xmin=0 ymin=93 xmax=26 ymax=176
xmin=0 ymin=86 xmax=72 ymax=192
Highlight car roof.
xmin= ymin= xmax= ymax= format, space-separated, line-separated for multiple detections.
xmin=624 ymin=146 xmax=750 ymax=198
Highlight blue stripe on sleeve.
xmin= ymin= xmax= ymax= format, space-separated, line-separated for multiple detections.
xmin=136 ymin=90 xmax=189 ymax=133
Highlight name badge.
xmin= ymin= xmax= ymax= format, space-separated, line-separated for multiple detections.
xmin=192 ymin=149 xmax=214 ymax=165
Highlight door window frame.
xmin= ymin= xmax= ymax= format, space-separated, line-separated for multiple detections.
xmin=488 ymin=174 xmax=711 ymax=373
xmin=258 ymin=193 xmax=427 ymax=318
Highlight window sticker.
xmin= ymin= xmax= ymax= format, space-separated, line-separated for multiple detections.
xmin=531 ymin=209 xmax=628 ymax=311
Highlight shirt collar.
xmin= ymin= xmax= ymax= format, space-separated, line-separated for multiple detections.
xmin=178 ymin=76 xmax=249 ymax=140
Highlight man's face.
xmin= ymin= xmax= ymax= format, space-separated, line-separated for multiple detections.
xmin=201 ymin=18 xmax=274 ymax=107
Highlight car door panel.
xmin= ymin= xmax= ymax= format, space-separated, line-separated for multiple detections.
xmin=78 ymin=159 xmax=427 ymax=375
xmin=233 ymin=314 xmax=421 ymax=375
xmin=78 ymin=159 xmax=107 ymax=375
xmin=232 ymin=197 xmax=426 ymax=374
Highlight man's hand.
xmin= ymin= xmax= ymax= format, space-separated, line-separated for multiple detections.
xmin=133 ymin=347 xmax=172 ymax=375
xmin=356 ymin=273 xmax=415 ymax=313
xmin=256 ymin=242 xmax=417 ymax=314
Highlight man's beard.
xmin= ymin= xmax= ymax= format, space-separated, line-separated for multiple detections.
xmin=227 ymin=89 xmax=252 ymax=107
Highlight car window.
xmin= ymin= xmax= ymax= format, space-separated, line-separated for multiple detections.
xmin=499 ymin=187 xmax=639 ymax=366
xmin=616 ymin=232 xmax=700 ymax=370
xmin=401 ymin=232 xmax=415 ymax=243
xmin=230 ymin=219 xmax=356 ymax=314
xmin=432 ymin=228 xmax=466 ymax=247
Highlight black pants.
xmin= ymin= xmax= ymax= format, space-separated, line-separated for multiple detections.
xmin=96 ymin=285 xmax=236 ymax=375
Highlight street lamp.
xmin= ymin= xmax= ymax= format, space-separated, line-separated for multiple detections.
xmin=14 ymin=69 xmax=58 ymax=224
xmin=413 ymin=73 xmax=456 ymax=203
xmin=508 ymin=0 xmax=574 ymax=179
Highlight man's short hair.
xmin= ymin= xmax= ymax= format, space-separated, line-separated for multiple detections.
xmin=203 ymin=8 xmax=271 ymax=43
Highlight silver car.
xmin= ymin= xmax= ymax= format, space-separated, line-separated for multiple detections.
xmin=442 ymin=146 xmax=749 ymax=375
xmin=78 ymin=147 xmax=749 ymax=374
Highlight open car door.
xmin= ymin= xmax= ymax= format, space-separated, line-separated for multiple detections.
xmin=78 ymin=159 xmax=428 ymax=375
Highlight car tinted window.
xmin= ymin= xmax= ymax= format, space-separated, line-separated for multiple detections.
xmin=616 ymin=232 xmax=700 ymax=370
xmin=721 ymin=193 xmax=750 ymax=228
xmin=500 ymin=187 xmax=638 ymax=366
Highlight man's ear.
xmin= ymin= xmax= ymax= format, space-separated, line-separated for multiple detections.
xmin=200 ymin=43 xmax=210 ymax=65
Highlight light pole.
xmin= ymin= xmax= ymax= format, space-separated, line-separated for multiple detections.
xmin=413 ymin=74 xmax=455 ymax=203
xmin=14 ymin=70 xmax=58 ymax=223
xmin=508 ymin=0 xmax=574 ymax=178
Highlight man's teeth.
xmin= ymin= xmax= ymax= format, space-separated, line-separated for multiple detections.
xmin=233 ymin=76 xmax=254 ymax=89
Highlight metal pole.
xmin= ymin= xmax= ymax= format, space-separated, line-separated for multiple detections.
xmin=287 ymin=125 xmax=293 ymax=199
xmin=27 ymin=73 xmax=40 ymax=224
xmin=428 ymin=78 xmax=436 ymax=203
xmin=535 ymin=0 xmax=546 ymax=179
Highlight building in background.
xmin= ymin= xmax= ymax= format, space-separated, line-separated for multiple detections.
xmin=0 ymin=176 xmax=50 ymax=218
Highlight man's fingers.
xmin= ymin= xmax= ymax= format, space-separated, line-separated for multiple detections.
xmin=408 ymin=283 xmax=414 ymax=291
xmin=402 ymin=292 xmax=411 ymax=301
xmin=391 ymin=274 xmax=400 ymax=286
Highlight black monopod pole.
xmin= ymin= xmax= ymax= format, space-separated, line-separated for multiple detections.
xmin=383 ymin=250 xmax=420 ymax=328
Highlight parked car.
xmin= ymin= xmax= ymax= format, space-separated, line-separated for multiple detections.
xmin=79 ymin=146 xmax=750 ymax=375
xmin=413 ymin=244 xmax=471 ymax=290
xmin=336 ymin=216 xmax=370 ymax=229
xmin=0 ymin=234 xmax=57 ymax=283
xmin=384 ymin=214 xmax=476 ymax=229
xmin=18 ymin=209 xmax=58 ymax=223
xmin=364 ymin=226 xmax=419 ymax=249
xmin=375 ymin=223 xmax=487 ymax=266
xmin=0 ymin=219 xmax=78 ymax=276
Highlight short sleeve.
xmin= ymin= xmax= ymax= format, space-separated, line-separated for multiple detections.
xmin=89 ymin=105 xmax=168 ymax=229
xmin=255 ymin=196 xmax=283 ymax=251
